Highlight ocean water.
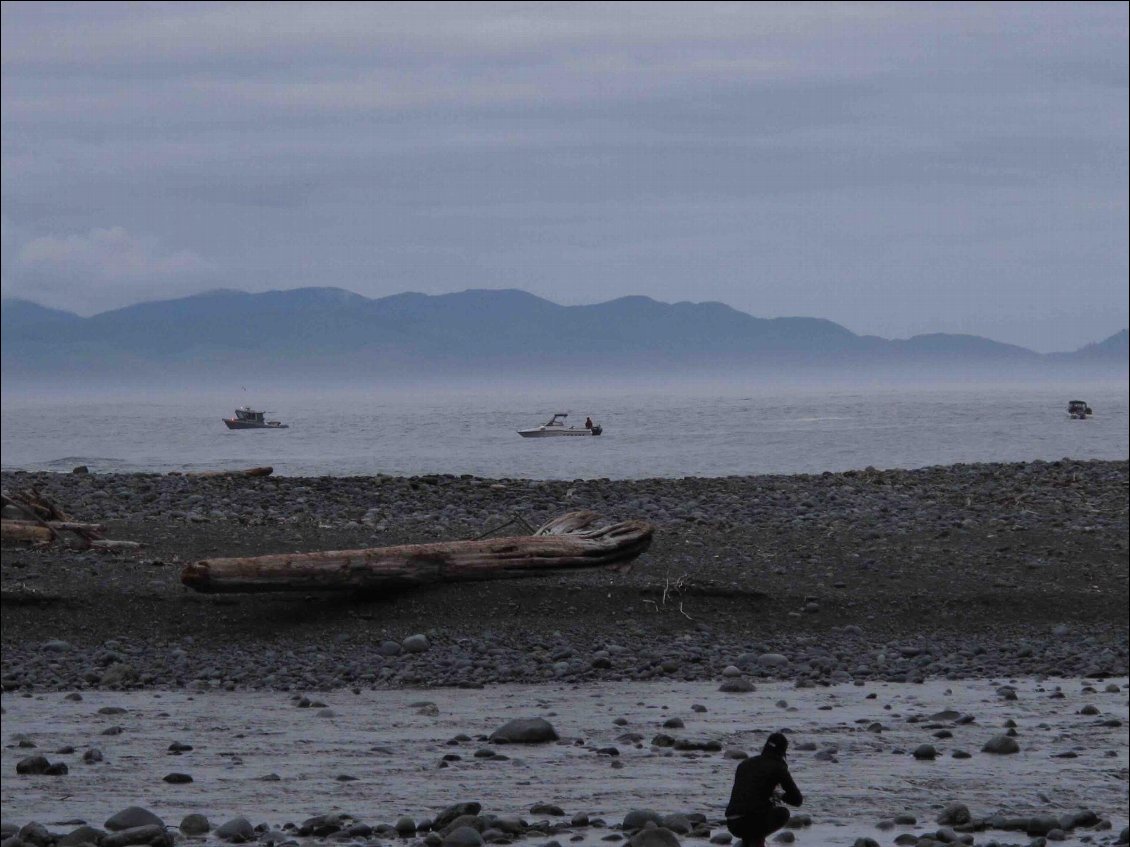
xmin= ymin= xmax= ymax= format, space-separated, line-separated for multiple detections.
xmin=1 ymin=381 xmax=1127 ymax=479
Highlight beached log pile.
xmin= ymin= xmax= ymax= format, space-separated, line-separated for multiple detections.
xmin=182 ymin=510 xmax=653 ymax=594
xmin=0 ymin=489 xmax=139 ymax=550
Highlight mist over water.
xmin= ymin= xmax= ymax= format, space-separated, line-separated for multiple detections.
xmin=2 ymin=380 xmax=1127 ymax=479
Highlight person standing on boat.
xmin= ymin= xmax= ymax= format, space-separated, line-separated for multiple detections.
xmin=585 ymin=416 xmax=594 ymax=430
xmin=724 ymin=732 xmax=803 ymax=847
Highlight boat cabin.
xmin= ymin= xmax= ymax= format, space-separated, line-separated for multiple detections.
xmin=234 ymin=406 xmax=267 ymax=424
xmin=546 ymin=413 xmax=569 ymax=427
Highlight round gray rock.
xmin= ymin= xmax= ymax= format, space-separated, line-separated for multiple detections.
xmin=629 ymin=828 xmax=681 ymax=847
xmin=214 ymin=817 xmax=255 ymax=843
xmin=937 ymin=803 xmax=971 ymax=826
xmin=623 ymin=810 xmax=662 ymax=830
xmin=982 ymin=735 xmax=1020 ymax=755
xmin=489 ymin=717 xmax=559 ymax=744
xmin=105 ymin=808 xmax=164 ymax=832
xmin=180 ymin=814 xmax=211 ymax=836
xmin=443 ymin=826 xmax=483 ymax=847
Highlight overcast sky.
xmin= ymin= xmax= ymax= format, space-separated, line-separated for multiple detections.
xmin=2 ymin=2 xmax=1127 ymax=351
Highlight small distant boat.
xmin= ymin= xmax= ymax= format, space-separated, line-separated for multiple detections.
xmin=518 ymin=412 xmax=602 ymax=438
xmin=1067 ymin=400 xmax=1093 ymax=420
xmin=223 ymin=406 xmax=289 ymax=430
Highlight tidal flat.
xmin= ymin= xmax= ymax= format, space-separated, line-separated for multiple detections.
xmin=3 ymin=678 xmax=1128 ymax=846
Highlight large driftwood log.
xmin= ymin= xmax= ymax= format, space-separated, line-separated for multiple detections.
xmin=182 ymin=511 xmax=653 ymax=594
xmin=178 ymin=466 xmax=274 ymax=479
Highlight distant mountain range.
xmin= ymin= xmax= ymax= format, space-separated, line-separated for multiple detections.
xmin=2 ymin=288 xmax=1127 ymax=384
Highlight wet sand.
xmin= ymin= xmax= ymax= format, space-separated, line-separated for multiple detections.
xmin=4 ymin=677 xmax=1127 ymax=846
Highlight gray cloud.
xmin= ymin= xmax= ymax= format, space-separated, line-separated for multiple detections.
xmin=1 ymin=1 xmax=1126 ymax=350
xmin=6 ymin=226 xmax=215 ymax=314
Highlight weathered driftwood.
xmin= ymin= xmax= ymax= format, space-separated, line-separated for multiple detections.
xmin=1 ymin=522 xmax=54 ymax=544
xmin=2 ymin=519 xmax=105 ymax=534
xmin=89 ymin=539 xmax=143 ymax=550
xmin=1 ymin=490 xmax=133 ymax=549
xmin=177 ymin=466 xmax=274 ymax=479
xmin=181 ymin=511 xmax=653 ymax=594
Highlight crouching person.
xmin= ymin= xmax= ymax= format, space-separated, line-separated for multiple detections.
xmin=724 ymin=731 xmax=803 ymax=847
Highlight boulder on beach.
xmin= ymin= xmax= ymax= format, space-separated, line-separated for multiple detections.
xmin=623 ymin=810 xmax=663 ymax=830
xmin=102 ymin=825 xmax=171 ymax=847
xmin=489 ymin=717 xmax=558 ymax=744
xmin=982 ymin=735 xmax=1020 ymax=755
xmin=180 ymin=814 xmax=211 ymax=836
xmin=58 ymin=826 xmax=106 ymax=847
xmin=936 ymin=803 xmax=971 ymax=826
xmin=394 ymin=817 xmax=417 ymax=836
xmin=629 ymin=828 xmax=681 ymax=847
xmin=16 ymin=755 xmax=52 ymax=775
xmin=443 ymin=826 xmax=483 ymax=847
xmin=433 ymin=803 xmax=483 ymax=831
xmin=1026 ymin=814 xmax=1061 ymax=836
xmin=17 ymin=823 xmax=52 ymax=847
xmin=213 ymin=817 xmax=255 ymax=843
xmin=104 ymin=808 xmax=164 ymax=832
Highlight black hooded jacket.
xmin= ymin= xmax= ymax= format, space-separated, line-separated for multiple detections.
xmin=725 ymin=751 xmax=803 ymax=817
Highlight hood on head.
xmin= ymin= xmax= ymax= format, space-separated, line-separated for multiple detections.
xmin=763 ymin=731 xmax=788 ymax=757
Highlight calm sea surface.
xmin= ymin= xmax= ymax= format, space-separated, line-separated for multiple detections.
xmin=2 ymin=381 xmax=1127 ymax=479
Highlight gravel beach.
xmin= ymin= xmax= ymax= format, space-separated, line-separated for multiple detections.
xmin=2 ymin=459 xmax=1127 ymax=691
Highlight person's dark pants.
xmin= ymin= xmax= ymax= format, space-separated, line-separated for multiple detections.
xmin=726 ymin=806 xmax=791 ymax=845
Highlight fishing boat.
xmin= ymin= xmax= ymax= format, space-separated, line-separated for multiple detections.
xmin=518 ymin=412 xmax=602 ymax=438
xmin=223 ymin=406 xmax=289 ymax=430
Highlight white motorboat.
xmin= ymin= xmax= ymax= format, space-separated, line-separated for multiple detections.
xmin=518 ymin=412 xmax=602 ymax=438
